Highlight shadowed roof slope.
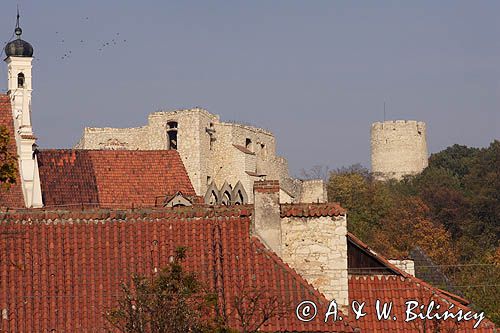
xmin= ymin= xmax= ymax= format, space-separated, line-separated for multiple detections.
xmin=347 ymin=234 xmax=497 ymax=332
xmin=349 ymin=275 xmax=496 ymax=332
xmin=0 ymin=207 xmax=354 ymax=332
xmin=37 ymin=149 xmax=197 ymax=208
xmin=0 ymin=94 xmax=24 ymax=208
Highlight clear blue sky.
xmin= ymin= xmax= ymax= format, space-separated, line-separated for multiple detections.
xmin=1 ymin=1 xmax=499 ymax=176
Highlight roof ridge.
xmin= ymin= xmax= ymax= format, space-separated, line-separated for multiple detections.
xmin=0 ymin=206 xmax=254 ymax=221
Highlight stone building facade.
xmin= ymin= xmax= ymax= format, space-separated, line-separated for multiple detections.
xmin=252 ymin=180 xmax=349 ymax=311
xmin=75 ymin=108 xmax=326 ymax=204
xmin=370 ymin=120 xmax=428 ymax=180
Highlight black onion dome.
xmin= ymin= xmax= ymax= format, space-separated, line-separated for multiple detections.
xmin=5 ymin=38 xmax=34 ymax=57
xmin=4 ymin=25 xmax=33 ymax=57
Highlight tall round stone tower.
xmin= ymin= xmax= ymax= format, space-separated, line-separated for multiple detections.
xmin=370 ymin=120 xmax=428 ymax=180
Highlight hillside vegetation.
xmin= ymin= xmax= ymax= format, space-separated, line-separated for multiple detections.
xmin=327 ymin=140 xmax=499 ymax=324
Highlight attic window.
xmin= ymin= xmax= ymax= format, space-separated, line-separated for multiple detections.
xmin=17 ymin=73 xmax=25 ymax=88
xmin=166 ymin=121 xmax=178 ymax=150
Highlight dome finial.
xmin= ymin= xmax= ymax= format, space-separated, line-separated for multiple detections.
xmin=15 ymin=5 xmax=22 ymax=38
xmin=4 ymin=6 xmax=33 ymax=57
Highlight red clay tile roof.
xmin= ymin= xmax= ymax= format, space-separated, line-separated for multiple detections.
xmin=349 ymin=275 xmax=496 ymax=332
xmin=0 ymin=207 xmax=355 ymax=332
xmin=0 ymin=94 xmax=25 ymax=209
xmin=37 ymin=149 xmax=197 ymax=209
xmin=347 ymin=233 xmax=497 ymax=332
xmin=281 ymin=203 xmax=346 ymax=217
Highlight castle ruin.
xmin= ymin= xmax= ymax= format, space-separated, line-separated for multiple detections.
xmin=371 ymin=120 xmax=428 ymax=180
xmin=75 ymin=108 xmax=326 ymax=204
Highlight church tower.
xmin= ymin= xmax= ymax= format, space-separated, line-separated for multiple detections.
xmin=4 ymin=12 xmax=42 ymax=208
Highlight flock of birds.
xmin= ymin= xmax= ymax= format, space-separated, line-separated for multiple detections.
xmin=1 ymin=16 xmax=128 ymax=63
xmin=56 ymin=17 xmax=128 ymax=61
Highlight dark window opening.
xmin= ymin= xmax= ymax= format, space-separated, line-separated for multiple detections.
xmin=208 ymin=123 xmax=215 ymax=150
xmin=235 ymin=191 xmax=244 ymax=205
xmin=209 ymin=191 xmax=218 ymax=205
xmin=221 ymin=191 xmax=231 ymax=205
xmin=166 ymin=121 xmax=178 ymax=150
xmin=167 ymin=131 xmax=177 ymax=150
xmin=17 ymin=73 xmax=25 ymax=88
xmin=245 ymin=138 xmax=252 ymax=150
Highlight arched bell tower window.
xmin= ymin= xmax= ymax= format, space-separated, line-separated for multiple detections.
xmin=166 ymin=121 xmax=178 ymax=150
xmin=17 ymin=73 xmax=25 ymax=88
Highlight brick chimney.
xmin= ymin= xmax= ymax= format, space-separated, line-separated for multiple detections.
xmin=252 ymin=180 xmax=282 ymax=256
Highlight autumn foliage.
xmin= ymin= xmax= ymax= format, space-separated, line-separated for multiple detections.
xmin=327 ymin=140 xmax=500 ymax=324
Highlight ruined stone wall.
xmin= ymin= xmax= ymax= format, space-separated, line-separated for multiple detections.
xmin=75 ymin=108 xmax=327 ymax=203
xmin=75 ymin=127 xmax=149 ymax=150
xmin=388 ymin=259 xmax=415 ymax=276
xmin=371 ymin=120 xmax=428 ymax=180
xmin=281 ymin=215 xmax=349 ymax=309
xmin=146 ymin=109 xmax=217 ymax=195
xmin=298 ymin=179 xmax=327 ymax=203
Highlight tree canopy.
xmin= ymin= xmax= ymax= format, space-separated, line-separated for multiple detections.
xmin=0 ymin=126 xmax=18 ymax=187
xmin=327 ymin=140 xmax=500 ymax=324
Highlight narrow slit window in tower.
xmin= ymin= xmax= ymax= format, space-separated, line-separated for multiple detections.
xmin=17 ymin=73 xmax=25 ymax=88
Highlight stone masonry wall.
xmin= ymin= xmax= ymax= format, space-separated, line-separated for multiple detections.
xmin=75 ymin=108 xmax=326 ymax=203
xmin=299 ymin=179 xmax=327 ymax=203
xmin=371 ymin=120 xmax=428 ymax=180
xmin=388 ymin=259 xmax=415 ymax=276
xmin=281 ymin=215 xmax=349 ymax=310
xmin=75 ymin=127 xmax=149 ymax=150
xmin=146 ymin=109 xmax=215 ymax=195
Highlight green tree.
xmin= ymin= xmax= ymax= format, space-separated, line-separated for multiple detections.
xmin=327 ymin=164 xmax=394 ymax=242
xmin=0 ymin=126 xmax=18 ymax=187
xmin=427 ymin=144 xmax=479 ymax=179
xmin=106 ymin=247 xmax=219 ymax=333
xmin=326 ymin=140 xmax=500 ymax=325
xmin=106 ymin=247 xmax=285 ymax=333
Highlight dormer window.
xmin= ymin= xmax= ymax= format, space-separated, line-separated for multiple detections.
xmin=17 ymin=73 xmax=25 ymax=88
xmin=166 ymin=121 xmax=178 ymax=150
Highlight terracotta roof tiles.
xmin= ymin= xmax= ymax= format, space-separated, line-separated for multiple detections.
xmin=37 ymin=149 xmax=197 ymax=209
xmin=347 ymin=233 xmax=497 ymax=332
xmin=0 ymin=210 xmax=355 ymax=332
xmin=349 ymin=275 xmax=496 ymax=332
